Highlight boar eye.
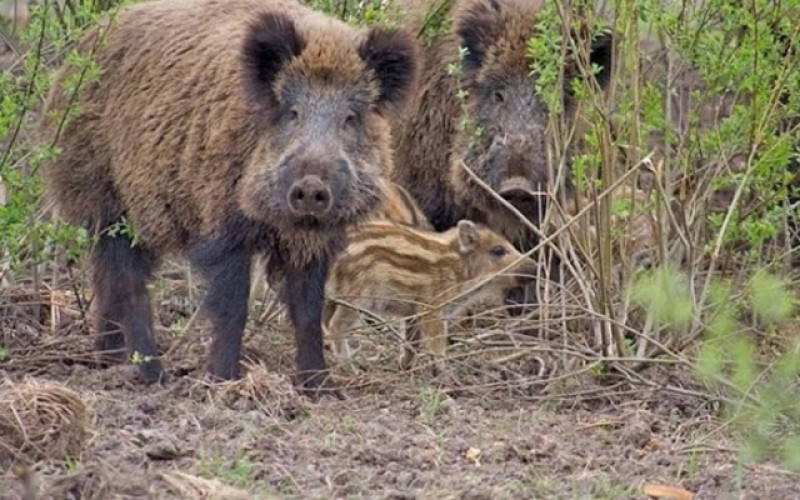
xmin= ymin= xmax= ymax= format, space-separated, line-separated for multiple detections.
xmin=490 ymin=245 xmax=507 ymax=257
xmin=493 ymin=90 xmax=506 ymax=104
xmin=288 ymin=107 xmax=299 ymax=122
xmin=344 ymin=112 xmax=359 ymax=129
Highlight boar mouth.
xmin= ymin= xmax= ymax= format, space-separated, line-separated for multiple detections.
xmin=288 ymin=214 xmax=326 ymax=230
xmin=497 ymin=178 xmax=541 ymax=205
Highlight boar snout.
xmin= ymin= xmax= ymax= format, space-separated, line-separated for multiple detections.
xmin=287 ymin=175 xmax=333 ymax=216
xmin=510 ymin=260 xmax=538 ymax=285
xmin=488 ymin=132 xmax=547 ymax=207
xmin=498 ymin=176 xmax=538 ymax=203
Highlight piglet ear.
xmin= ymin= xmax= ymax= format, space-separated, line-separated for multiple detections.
xmin=457 ymin=219 xmax=479 ymax=255
xmin=242 ymin=12 xmax=306 ymax=104
xmin=359 ymin=27 xmax=418 ymax=113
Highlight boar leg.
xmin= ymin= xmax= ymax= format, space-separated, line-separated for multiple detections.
xmin=325 ymin=305 xmax=359 ymax=362
xmin=91 ymin=231 xmax=164 ymax=383
xmin=191 ymin=240 xmax=251 ymax=381
xmin=399 ymin=316 xmax=423 ymax=370
xmin=283 ymin=255 xmax=344 ymax=400
xmin=419 ymin=312 xmax=448 ymax=376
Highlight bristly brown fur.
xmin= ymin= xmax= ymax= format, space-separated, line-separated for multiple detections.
xmin=38 ymin=0 xmax=418 ymax=394
xmin=388 ymin=0 xmax=614 ymax=252
xmin=323 ymin=218 xmax=536 ymax=373
xmin=373 ymin=179 xmax=433 ymax=230
xmin=41 ymin=0 xmax=417 ymax=267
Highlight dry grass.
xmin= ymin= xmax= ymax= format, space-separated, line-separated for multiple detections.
xmin=203 ymin=360 xmax=311 ymax=419
xmin=0 ymin=376 xmax=90 ymax=468
xmin=159 ymin=471 xmax=252 ymax=500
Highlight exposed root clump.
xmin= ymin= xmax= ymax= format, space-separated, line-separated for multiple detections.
xmin=0 ymin=377 xmax=91 ymax=469
xmin=205 ymin=361 xmax=310 ymax=421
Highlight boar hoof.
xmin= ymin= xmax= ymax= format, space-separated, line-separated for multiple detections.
xmin=432 ymin=364 xmax=460 ymax=388
xmin=399 ymin=348 xmax=415 ymax=371
xmin=206 ymin=358 xmax=242 ymax=382
xmin=295 ymin=370 xmax=346 ymax=401
xmin=134 ymin=357 xmax=167 ymax=385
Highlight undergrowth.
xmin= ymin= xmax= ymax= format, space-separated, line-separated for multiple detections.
xmin=1 ymin=0 xmax=799 ymax=479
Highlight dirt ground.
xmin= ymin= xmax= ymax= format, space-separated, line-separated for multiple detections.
xmin=1 ymin=267 xmax=800 ymax=500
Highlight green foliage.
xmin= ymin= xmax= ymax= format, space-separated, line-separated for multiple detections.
xmin=662 ymin=0 xmax=800 ymax=262
xmin=631 ymin=264 xmax=693 ymax=330
xmin=526 ymin=1 xmax=564 ymax=115
xmin=104 ymin=215 xmax=140 ymax=247
xmin=0 ymin=1 xmax=130 ymax=280
xmin=63 ymin=456 xmax=83 ymax=474
xmin=633 ymin=264 xmax=800 ymax=472
xmin=447 ymin=45 xmax=484 ymax=145
xmin=418 ymin=386 xmax=448 ymax=426
xmin=750 ymin=271 xmax=797 ymax=324
xmin=198 ymin=451 xmax=256 ymax=490
xmin=304 ymin=0 xmax=399 ymax=27
xmin=417 ymin=0 xmax=453 ymax=46
xmin=130 ymin=350 xmax=154 ymax=365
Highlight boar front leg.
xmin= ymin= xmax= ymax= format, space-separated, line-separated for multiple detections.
xmin=282 ymin=254 xmax=344 ymax=400
xmin=324 ymin=304 xmax=360 ymax=362
xmin=399 ymin=316 xmax=423 ymax=370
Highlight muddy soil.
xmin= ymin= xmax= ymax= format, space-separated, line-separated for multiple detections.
xmin=1 ymin=272 xmax=799 ymax=500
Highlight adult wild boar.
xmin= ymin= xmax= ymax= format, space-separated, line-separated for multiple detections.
xmin=389 ymin=0 xmax=614 ymax=304
xmin=39 ymin=0 xmax=418 ymax=397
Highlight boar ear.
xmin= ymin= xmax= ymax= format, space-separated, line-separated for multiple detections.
xmin=457 ymin=220 xmax=479 ymax=255
xmin=589 ymin=31 xmax=614 ymax=89
xmin=564 ymin=29 xmax=614 ymax=98
xmin=359 ymin=28 xmax=418 ymax=112
xmin=455 ymin=0 xmax=503 ymax=75
xmin=242 ymin=12 xmax=306 ymax=104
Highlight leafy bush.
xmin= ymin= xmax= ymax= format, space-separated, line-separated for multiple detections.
xmin=1 ymin=0 xmax=130 ymax=284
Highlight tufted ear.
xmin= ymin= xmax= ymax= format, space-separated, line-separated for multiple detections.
xmin=457 ymin=219 xmax=479 ymax=255
xmin=454 ymin=0 xmax=503 ymax=76
xmin=564 ymin=29 xmax=615 ymax=98
xmin=242 ymin=12 xmax=306 ymax=104
xmin=359 ymin=27 xmax=418 ymax=112
xmin=589 ymin=31 xmax=614 ymax=90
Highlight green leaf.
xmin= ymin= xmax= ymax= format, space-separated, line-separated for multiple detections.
xmin=750 ymin=272 xmax=797 ymax=324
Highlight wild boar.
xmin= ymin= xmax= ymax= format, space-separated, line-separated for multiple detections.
xmin=323 ymin=218 xmax=537 ymax=374
xmin=38 ymin=0 xmax=418 ymax=397
xmin=388 ymin=0 xmax=615 ymax=310
xmin=389 ymin=0 xmax=614 ymax=251
xmin=374 ymin=178 xmax=434 ymax=230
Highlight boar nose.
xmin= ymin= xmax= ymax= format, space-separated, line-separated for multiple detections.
xmin=514 ymin=267 xmax=538 ymax=284
xmin=509 ymin=260 xmax=537 ymax=284
xmin=287 ymin=175 xmax=332 ymax=216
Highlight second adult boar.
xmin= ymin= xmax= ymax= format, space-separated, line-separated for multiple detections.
xmin=390 ymin=0 xmax=614 ymax=306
